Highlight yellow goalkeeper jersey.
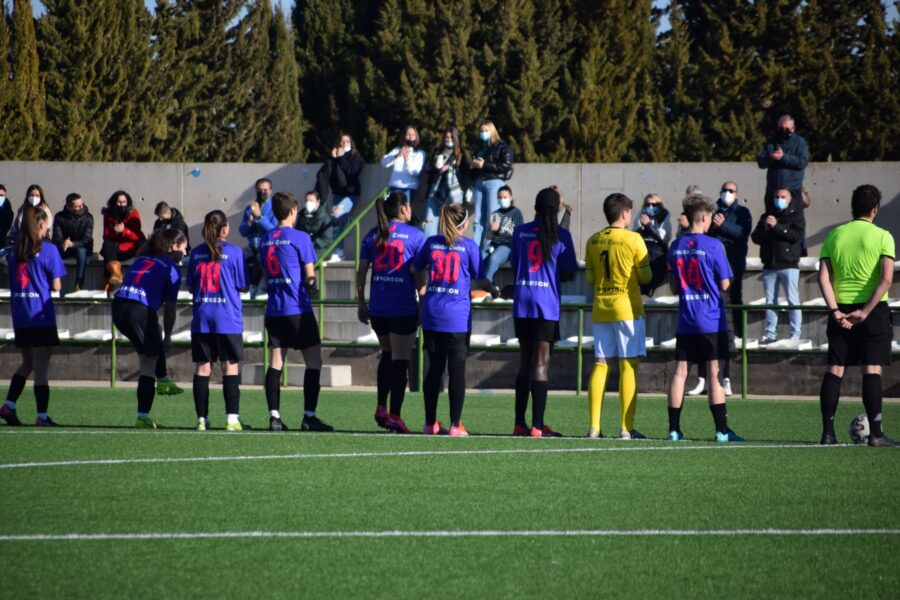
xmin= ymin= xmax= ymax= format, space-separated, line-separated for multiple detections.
xmin=585 ymin=227 xmax=650 ymax=322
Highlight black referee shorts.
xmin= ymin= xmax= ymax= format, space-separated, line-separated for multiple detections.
xmin=112 ymin=299 xmax=163 ymax=357
xmin=828 ymin=302 xmax=892 ymax=366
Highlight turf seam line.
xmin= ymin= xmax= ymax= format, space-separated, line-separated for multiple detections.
xmin=0 ymin=528 xmax=898 ymax=542
xmin=0 ymin=443 xmax=851 ymax=470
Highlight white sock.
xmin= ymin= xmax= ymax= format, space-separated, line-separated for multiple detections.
xmin=37 ymin=412 xmax=48 ymax=420
xmin=137 ymin=412 xmax=150 ymax=419
xmin=227 ymin=414 xmax=239 ymax=425
xmin=269 ymin=410 xmax=281 ymax=419
xmin=4 ymin=400 xmax=16 ymax=410
xmin=304 ymin=411 xmax=315 ymax=418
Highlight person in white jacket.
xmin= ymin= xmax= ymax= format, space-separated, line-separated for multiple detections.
xmin=381 ymin=126 xmax=426 ymax=201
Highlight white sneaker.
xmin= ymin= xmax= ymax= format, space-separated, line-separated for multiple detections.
xmin=326 ymin=253 xmax=342 ymax=263
xmin=687 ymin=377 xmax=706 ymax=396
xmin=722 ymin=377 xmax=733 ymax=397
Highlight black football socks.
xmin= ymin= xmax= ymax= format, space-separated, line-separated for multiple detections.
xmin=389 ymin=360 xmax=409 ymax=416
xmin=193 ymin=374 xmax=210 ymax=419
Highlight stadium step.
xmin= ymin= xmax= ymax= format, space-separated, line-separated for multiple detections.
xmin=242 ymin=363 xmax=352 ymax=387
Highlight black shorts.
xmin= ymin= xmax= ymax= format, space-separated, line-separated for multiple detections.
xmin=514 ymin=317 xmax=560 ymax=343
xmin=191 ymin=333 xmax=244 ymax=364
xmin=14 ymin=326 xmax=60 ymax=349
xmin=675 ymin=331 xmax=730 ymax=363
xmin=112 ymin=299 xmax=163 ymax=357
xmin=266 ymin=313 xmax=321 ymax=350
xmin=423 ymin=330 xmax=470 ymax=363
xmin=828 ymin=302 xmax=893 ymax=366
xmin=371 ymin=315 xmax=419 ymax=337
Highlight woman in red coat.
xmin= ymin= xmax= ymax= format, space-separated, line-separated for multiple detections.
xmin=101 ymin=190 xmax=145 ymax=292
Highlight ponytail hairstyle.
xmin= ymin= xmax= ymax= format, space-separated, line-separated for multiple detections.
xmin=139 ymin=227 xmax=187 ymax=258
xmin=438 ymin=203 xmax=467 ymax=247
xmin=202 ymin=210 xmax=228 ymax=262
xmin=534 ymin=187 xmax=561 ymax=262
xmin=374 ymin=191 xmax=408 ymax=247
xmin=15 ymin=203 xmax=48 ymax=263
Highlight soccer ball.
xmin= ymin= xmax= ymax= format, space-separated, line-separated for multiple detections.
xmin=849 ymin=414 xmax=870 ymax=445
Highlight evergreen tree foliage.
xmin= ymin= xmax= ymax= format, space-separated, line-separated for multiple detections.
xmin=6 ymin=0 xmax=45 ymax=159
xmin=0 ymin=1 xmax=15 ymax=159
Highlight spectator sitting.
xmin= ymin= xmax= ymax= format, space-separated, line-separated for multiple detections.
xmin=295 ymin=191 xmax=334 ymax=258
xmin=153 ymin=201 xmax=190 ymax=251
xmin=239 ymin=177 xmax=278 ymax=298
xmin=0 ymin=185 xmax=13 ymax=245
xmin=100 ymin=190 xmax=145 ymax=293
xmin=632 ymin=193 xmax=671 ymax=296
xmin=52 ymin=193 xmax=94 ymax=292
xmin=751 ymin=187 xmax=804 ymax=344
xmin=481 ymin=185 xmax=523 ymax=293
xmin=7 ymin=184 xmax=53 ymax=245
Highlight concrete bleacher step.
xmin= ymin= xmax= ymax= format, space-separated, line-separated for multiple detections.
xmin=0 ymin=328 xmax=14 ymax=340
xmin=242 ymin=363 xmax=351 ymax=387
xmin=470 ymin=334 xmax=502 ymax=347
xmin=73 ymin=329 xmax=113 ymax=341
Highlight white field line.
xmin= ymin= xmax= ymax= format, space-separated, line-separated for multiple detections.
xmin=0 ymin=443 xmax=848 ymax=470
xmin=0 ymin=528 xmax=897 ymax=542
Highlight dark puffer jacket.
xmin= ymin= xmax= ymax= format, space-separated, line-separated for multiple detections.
xmin=750 ymin=204 xmax=804 ymax=269
xmin=53 ymin=207 xmax=95 ymax=254
xmin=471 ymin=141 xmax=514 ymax=182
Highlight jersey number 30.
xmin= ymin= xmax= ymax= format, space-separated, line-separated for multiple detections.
xmin=430 ymin=250 xmax=461 ymax=284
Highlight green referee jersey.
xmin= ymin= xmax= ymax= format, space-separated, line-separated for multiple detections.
xmin=820 ymin=219 xmax=895 ymax=304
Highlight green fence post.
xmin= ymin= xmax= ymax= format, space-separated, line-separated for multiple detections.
xmin=741 ymin=307 xmax=748 ymax=401
xmin=576 ymin=307 xmax=584 ymax=396
xmin=110 ymin=321 xmax=117 ymax=388
xmin=318 ymin=263 xmax=325 ymax=339
xmin=417 ymin=325 xmax=424 ymax=393
xmin=263 ymin=327 xmax=269 ymax=374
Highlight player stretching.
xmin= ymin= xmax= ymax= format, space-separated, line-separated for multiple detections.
xmin=508 ymin=187 xmax=578 ymax=437
xmin=357 ymin=191 xmax=425 ymax=433
xmin=818 ymin=185 xmax=896 ymax=446
xmin=186 ymin=210 xmax=247 ymax=431
xmin=260 ymin=192 xmax=332 ymax=432
xmin=111 ymin=229 xmax=187 ymax=429
xmin=411 ymin=203 xmax=480 ymax=436
xmin=584 ymin=193 xmax=651 ymax=439
xmin=0 ymin=205 xmax=66 ymax=427
xmin=666 ymin=195 xmax=743 ymax=442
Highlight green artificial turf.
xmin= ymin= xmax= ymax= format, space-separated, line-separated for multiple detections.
xmin=0 ymin=387 xmax=898 ymax=598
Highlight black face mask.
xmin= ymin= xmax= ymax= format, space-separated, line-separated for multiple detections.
xmin=170 ymin=250 xmax=185 ymax=263
xmin=779 ymin=128 xmax=793 ymax=138
xmin=256 ymin=190 xmax=268 ymax=204
xmin=114 ymin=206 xmax=128 ymax=219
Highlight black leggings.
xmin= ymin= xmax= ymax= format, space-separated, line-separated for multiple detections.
xmin=423 ymin=331 xmax=468 ymax=425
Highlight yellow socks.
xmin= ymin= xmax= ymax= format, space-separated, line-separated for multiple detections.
xmin=619 ymin=357 xmax=639 ymax=433
xmin=589 ymin=362 xmax=609 ymax=431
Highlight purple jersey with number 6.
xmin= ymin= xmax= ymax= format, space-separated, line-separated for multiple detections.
xmin=186 ymin=241 xmax=246 ymax=334
xmin=4 ymin=242 xmax=67 ymax=329
xmin=114 ymin=254 xmax=181 ymax=311
xmin=360 ymin=222 xmax=424 ymax=317
xmin=667 ymin=233 xmax=733 ymax=335
xmin=412 ymin=235 xmax=480 ymax=333
xmin=509 ymin=222 xmax=578 ymax=320
xmin=260 ymin=226 xmax=317 ymax=317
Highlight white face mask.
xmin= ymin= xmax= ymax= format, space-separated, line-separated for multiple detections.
xmin=0 ymin=195 xmax=6 ymax=206
xmin=342 ymin=145 xmax=351 ymax=153
xmin=29 ymin=195 xmax=41 ymax=206
xmin=499 ymin=198 xmax=512 ymax=209
xmin=305 ymin=201 xmax=318 ymax=214
xmin=720 ymin=191 xmax=736 ymax=206
xmin=445 ymin=141 xmax=454 ymax=149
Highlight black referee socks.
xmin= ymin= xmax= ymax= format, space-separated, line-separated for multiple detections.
xmin=819 ymin=372 xmax=842 ymax=437
xmin=862 ymin=374 xmax=884 ymax=438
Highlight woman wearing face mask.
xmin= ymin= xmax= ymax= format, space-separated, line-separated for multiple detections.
xmin=52 ymin=193 xmax=94 ymax=292
xmin=480 ymin=185 xmax=523 ymax=293
xmin=381 ymin=125 xmax=426 ymax=202
xmin=6 ymin=184 xmax=53 ymax=246
xmin=111 ymin=228 xmax=187 ymax=429
xmin=469 ymin=120 xmax=514 ymax=249
xmin=632 ymin=193 xmax=671 ymax=297
xmin=326 ymin=133 xmax=365 ymax=262
xmin=101 ymin=190 xmax=145 ymax=294
xmin=295 ymin=190 xmax=334 ymax=256
xmin=0 ymin=185 xmax=14 ymax=245
xmin=423 ymin=127 xmax=468 ymax=239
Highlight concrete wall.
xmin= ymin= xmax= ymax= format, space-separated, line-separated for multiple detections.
xmin=0 ymin=161 xmax=897 ymax=258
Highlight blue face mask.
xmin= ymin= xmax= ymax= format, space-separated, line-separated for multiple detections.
xmin=774 ymin=197 xmax=789 ymax=211
xmin=644 ymin=205 xmax=658 ymax=216
xmin=479 ymin=131 xmax=490 ymax=142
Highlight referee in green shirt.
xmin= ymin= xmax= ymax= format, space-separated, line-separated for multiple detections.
xmin=818 ymin=184 xmax=896 ymax=446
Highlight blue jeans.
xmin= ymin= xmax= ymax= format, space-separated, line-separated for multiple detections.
xmin=331 ymin=194 xmax=358 ymax=253
xmin=762 ymin=268 xmax=801 ymax=339
xmin=481 ymin=244 xmax=511 ymax=283
xmin=472 ymin=178 xmax=504 ymax=249
xmin=62 ymin=247 xmax=89 ymax=285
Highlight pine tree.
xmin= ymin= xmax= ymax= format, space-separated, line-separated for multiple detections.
xmin=0 ymin=1 xmax=15 ymax=159
xmin=7 ymin=0 xmax=46 ymax=159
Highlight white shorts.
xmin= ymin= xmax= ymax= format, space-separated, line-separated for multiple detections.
xmin=592 ymin=318 xmax=646 ymax=359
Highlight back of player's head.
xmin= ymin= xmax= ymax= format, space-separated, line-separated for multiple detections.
xmin=15 ymin=203 xmax=49 ymax=263
xmin=203 ymin=209 xmax=228 ymax=262
xmin=272 ymin=192 xmax=298 ymax=221
xmin=375 ymin=191 xmax=409 ymax=247
xmin=142 ymin=227 xmax=187 ymax=257
xmin=851 ymin=185 xmax=881 ymax=219
xmin=682 ymin=195 xmax=717 ymax=224
xmin=603 ymin=193 xmax=632 ymax=224
xmin=439 ymin=202 xmax=467 ymax=246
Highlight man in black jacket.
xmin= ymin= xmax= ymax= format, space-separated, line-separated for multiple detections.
xmin=53 ymin=193 xmax=94 ymax=291
xmin=751 ymin=188 xmax=804 ymax=344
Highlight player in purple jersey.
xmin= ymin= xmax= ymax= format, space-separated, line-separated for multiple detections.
xmin=0 ymin=206 xmax=67 ymax=427
xmin=260 ymin=192 xmax=333 ymax=432
xmin=508 ymin=187 xmax=578 ymax=438
xmin=356 ymin=191 xmax=424 ymax=433
xmin=111 ymin=228 xmax=187 ymax=429
xmin=186 ymin=210 xmax=248 ymax=432
xmin=410 ymin=203 xmax=480 ymax=436
xmin=666 ymin=195 xmax=743 ymax=442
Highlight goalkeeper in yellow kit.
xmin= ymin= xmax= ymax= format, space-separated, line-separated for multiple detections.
xmin=584 ymin=193 xmax=651 ymax=438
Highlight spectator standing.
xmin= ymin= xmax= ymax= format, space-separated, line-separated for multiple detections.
xmin=7 ymin=184 xmax=53 ymax=245
xmin=757 ymin=114 xmax=808 ymax=254
xmin=469 ymin=120 xmax=514 ymax=249
xmin=100 ymin=190 xmax=144 ymax=293
xmin=381 ymin=125 xmax=425 ymax=202
xmin=153 ymin=201 xmax=191 ymax=251
xmin=0 ymin=185 xmax=13 ymax=245
xmin=295 ymin=191 xmax=334 ymax=256
xmin=480 ymin=185 xmax=523 ymax=293
xmin=52 ymin=193 xmax=94 ymax=292
xmin=632 ymin=193 xmax=671 ymax=297
xmin=423 ymin=127 xmax=467 ymax=239
xmin=326 ymin=133 xmax=365 ymax=261
xmin=239 ymin=178 xmax=278 ymax=299
xmin=751 ymin=187 xmax=804 ymax=344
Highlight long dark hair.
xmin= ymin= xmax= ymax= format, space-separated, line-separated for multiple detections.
xmin=15 ymin=204 xmax=48 ymax=263
xmin=534 ymin=187 xmax=561 ymax=261
xmin=438 ymin=203 xmax=467 ymax=246
xmin=202 ymin=210 xmax=228 ymax=262
xmin=22 ymin=184 xmax=46 ymax=209
xmin=438 ymin=126 xmax=462 ymax=165
xmin=106 ymin=190 xmax=134 ymax=213
xmin=374 ymin=191 xmax=407 ymax=248
xmin=139 ymin=227 xmax=186 ymax=258
xmin=399 ymin=125 xmax=419 ymax=149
